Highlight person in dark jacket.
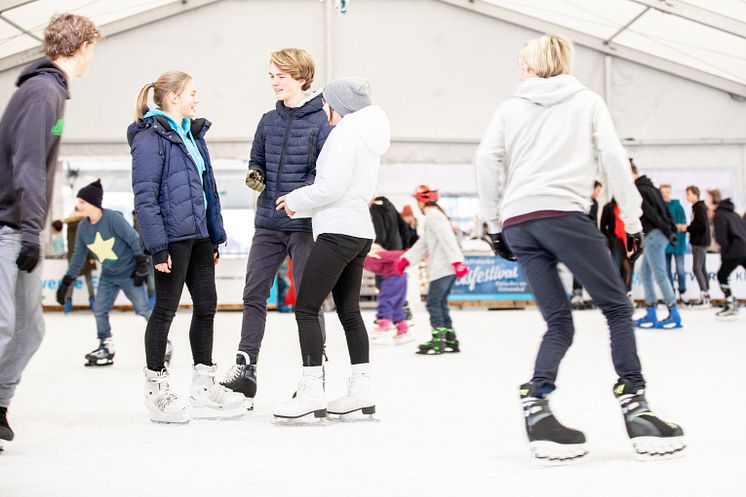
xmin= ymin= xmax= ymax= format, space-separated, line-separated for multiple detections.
xmin=54 ymin=180 xmax=153 ymax=367
xmin=0 ymin=13 xmax=100 ymax=449
xmin=660 ymin=184 xmax=688 ymax=301
xmin=570 ymin=181 xmax=602 ymax=307
xmin=632 ymin=163 xmax=682 ymax=329
xmin=222 ymin=48 xmax=331 ymax=407
xmin=600 ymin=199 xmax=635 ymax=297
xmin=130 ymin=71 xmax=243 ymax=424
xmin=400 ymin=204 xmax=419 ymax=249
xmin=685 ymin=185 xmax=711 ymax=305
xmin=710 ymin=189 xmax=746 ymax=317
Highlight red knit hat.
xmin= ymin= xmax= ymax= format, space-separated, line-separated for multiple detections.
xmin=413 ymin=184 xmax=439 ymax=203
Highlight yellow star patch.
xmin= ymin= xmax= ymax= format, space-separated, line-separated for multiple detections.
xmin=86 ymin=232 xmax=119 ymax=263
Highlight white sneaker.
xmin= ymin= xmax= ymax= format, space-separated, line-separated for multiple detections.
xmin=273 ymin=375 xmax=327 ymax=419
xmin=144 ymin=368 xmax=189 ymax=424
xmin=189 ymin=364 xmax=245 ymax=419
xmin=328 ymin=373 xmax=375 ymax=416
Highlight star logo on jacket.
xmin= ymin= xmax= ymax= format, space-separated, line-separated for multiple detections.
xmin=86 ymin=232 xmax=118 ymax=263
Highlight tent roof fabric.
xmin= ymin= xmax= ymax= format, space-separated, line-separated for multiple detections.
xmin=0 ymin=0 xmax=744 ymax=95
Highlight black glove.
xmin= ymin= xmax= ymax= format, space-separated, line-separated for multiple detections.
xmin=488 ymin=233 xmax=517 ymax=261
xmin=667 ymin=231 xmax=678 ymax=246
xmin=15 ymin=242 xmax=40 ymax=273
xmin=132 ymin=255 xmax=149 ymax=287
xmin=626 ymin=232 xmax=645 ymax=262
xmin=56 ymin=274 xmax=75 ymax=305
xmin=245 ymin=169 xmax=265 ymax=193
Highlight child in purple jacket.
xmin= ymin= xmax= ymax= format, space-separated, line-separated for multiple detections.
xmin=364 ymin=245 xmax=412 ymax=344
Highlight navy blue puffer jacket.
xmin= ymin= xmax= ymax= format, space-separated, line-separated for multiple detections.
xmin=250 ymin=93 xmax=331 ymax=232
xmin=128 ymin=116 xmax=226 ymax=263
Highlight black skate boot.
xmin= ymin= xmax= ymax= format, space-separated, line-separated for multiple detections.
xmin=416 ymin=328 xmax=446 ymax=355
xmin=444 ymin=328 xmax=460 ymax=353
xmin=520 ymin=382 xmax=588 ymax=464
xmin=221 ymin=351 xmax=257 ymax=411
xmin=0 ymin=406 xmax=13 ymax=451
xmin=614 ymin=379 xmax=685 ymax=459
xmin=84 ymin=338 xmax=114 ymax=366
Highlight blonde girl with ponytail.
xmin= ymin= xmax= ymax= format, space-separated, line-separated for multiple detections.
xmin=128 ymin=72 xmax=243 ymax=424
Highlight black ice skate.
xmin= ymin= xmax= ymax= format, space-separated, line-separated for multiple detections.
xmin=84 ymin=338 xmax=114 ymax=366
xmin=444 ymin=328 xmax=460 ymax=353
xmin=416 ymin=328 xmax=446 ymax=355
xmin=0 ymin=406 xmax=13 ymax=452
xmin=221 ymin=351 xmax=257 ymax=411
xmin=614 ymin=379 xmax=685 ymax=460
xmin=520 ymin=382 xmax=588 ymax=464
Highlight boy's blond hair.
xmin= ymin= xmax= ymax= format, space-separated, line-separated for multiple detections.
xmin=518 ymin=34 xmax=573 ymax=78
xmin=270 ymin=48 xmax=315 ymax=91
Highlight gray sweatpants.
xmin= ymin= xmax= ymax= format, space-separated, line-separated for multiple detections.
xmin=239 ymin=228 xmax=325 ymax=362
xmin=0 ymin=226 xmax=45 ymax=408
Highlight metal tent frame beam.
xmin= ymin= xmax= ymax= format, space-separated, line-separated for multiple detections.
xmin=0 ymin=0 xmax=35 ymax=14
xmin=0 ymin=0 xmax=223 ymax=72
xmin=437 ymin=0 xmax=746 ymax=97
xmin=629 ymin=0 xmax=746 ymax=39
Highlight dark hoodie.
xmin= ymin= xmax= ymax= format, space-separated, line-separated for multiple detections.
xmin=686 ymin=200 xmax=711 ymax=247
xmin=713 ymin=199 xmax=746 ymax=260
xmin=370 ymin=196 xmax=411 ymax=250
xmin=0 ymin=58 xmax=69 ymax=246
xmin=634 ymin=175 xmax=676 ymax=238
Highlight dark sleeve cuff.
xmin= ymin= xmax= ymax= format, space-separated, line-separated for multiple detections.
xmin=152 ymin=250 xmax=169 ymax=265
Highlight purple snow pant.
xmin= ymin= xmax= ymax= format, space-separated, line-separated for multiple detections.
xmin=376 ymin=274 xmax=407 ymax=323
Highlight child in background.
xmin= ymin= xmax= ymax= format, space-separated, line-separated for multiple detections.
xmin=397 ymin=185 xmax=469 ymax=355
xmin=364 ymin=244 xmax=412 ymax=344
xmin=50 ymin=220 xmax=65 ymax=257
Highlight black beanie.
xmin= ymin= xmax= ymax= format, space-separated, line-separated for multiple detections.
xmin=77 ymin=179 xmax=103 ymax=209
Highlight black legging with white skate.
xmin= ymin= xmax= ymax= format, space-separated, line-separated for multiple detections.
xmin=145 ymin=237 xmax=216 ymax=371
xmin=295 ymin=233 xmax=372 ymax=367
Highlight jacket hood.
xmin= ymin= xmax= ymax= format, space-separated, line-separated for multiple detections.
xmin=717 ymin=198 xmax=736 ymax=212
xmin=17 ymin=57 xmax=69 ymax=98
xmin=668 ymin=199 xmax=682 ymax=209
xmin=514 ymin=74 xmax=586 ymax=107
xmin=635 ymin=175 xmax=655 ymax=189
xmin=338 ymin=105 xmax=391 ymax=156
xmin=275 ymin=90 xmax=324 ymax=119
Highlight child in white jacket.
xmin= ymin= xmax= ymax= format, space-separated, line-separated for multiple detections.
xmin=274 ymin=77 xmax=391 ymax=420
xmin=398 ymin=185 xmax=469 ymax=355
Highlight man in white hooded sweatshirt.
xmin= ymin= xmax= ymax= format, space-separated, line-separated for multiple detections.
xmin=475 ymin=35 xmax=684 ymax=463
xmin=273 ymin=77 xmax=391 ymax=420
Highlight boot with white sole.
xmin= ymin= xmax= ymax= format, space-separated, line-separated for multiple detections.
xmin=328 ymin=371 xmax=376 ymax=417
xmin=144 ymin=368 xmax=189 ymax=424
xmin=273 ymin=369 xmax=327 ymax=420
xmin=189 ymin=364 xmax=246 ymax=419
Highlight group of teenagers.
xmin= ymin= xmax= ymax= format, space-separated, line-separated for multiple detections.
xmin=0 ymin=13 xmax=692 ymax=462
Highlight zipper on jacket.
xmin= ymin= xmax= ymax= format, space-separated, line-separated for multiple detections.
xmin=273 ymin=108 xmax=296 ymax=223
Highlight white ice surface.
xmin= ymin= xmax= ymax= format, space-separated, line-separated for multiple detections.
xmin=1 ymin=307 xmax=744 ymax=497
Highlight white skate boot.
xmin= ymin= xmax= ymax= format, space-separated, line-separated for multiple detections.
xmin=144 ymin=368 xmax=189 ymax=424
xmin=189 ymin=364 xmax=246 ymax=419
xmin=370 ymin=319 xmax=395 ymax=345
xmin=328 ymin=372 xmax=376 ymax=418
xmin=273 ymin=373 xmax=327 ymax=420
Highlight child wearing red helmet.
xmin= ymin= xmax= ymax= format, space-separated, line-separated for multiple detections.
xmin=397 ymin=185 xmax=469 ymax=354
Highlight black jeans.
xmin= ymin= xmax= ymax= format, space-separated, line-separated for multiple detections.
xmin=504 ymin=212 xmax=644 ymax=395
xmin=239 ymin=228 xmax=324 ymax=362
xmin=295 ymin=234 xmax=372 ymax=367
xmin=145 ymin=237 xmax=216 ymax=371
xmin=717 ymin=257 xmax=746 ymax=297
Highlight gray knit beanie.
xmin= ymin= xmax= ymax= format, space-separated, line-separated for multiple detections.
xmin=323 ymin=77 xmax=372 ymax=116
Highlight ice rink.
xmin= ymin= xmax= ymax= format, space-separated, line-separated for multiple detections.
xmin=1 ymin=305 xmax=744 ymax=497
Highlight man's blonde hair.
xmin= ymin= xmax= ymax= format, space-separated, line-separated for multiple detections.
xmin=270 ymin=48 xmax=315 ymax=91
xmin=518 ymin=34 xmax=573 ymax=78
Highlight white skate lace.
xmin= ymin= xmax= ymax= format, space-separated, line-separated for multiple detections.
xmin=224 ymin=364 xmax=241 ymax=383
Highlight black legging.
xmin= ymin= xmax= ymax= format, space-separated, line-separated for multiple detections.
xmin=295 ymin=234 xmax=372 ymax=367
xmin=611 ymin=238 xmax=634 ymax=293
xmin=145 ymin=237 xmax=216 ymax=371
xmin=717 ymin=257 xmax=746 ymax=298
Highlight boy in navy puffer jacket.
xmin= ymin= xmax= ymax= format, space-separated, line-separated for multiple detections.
xmin=222 ymin=49 xmax=331 ymax=407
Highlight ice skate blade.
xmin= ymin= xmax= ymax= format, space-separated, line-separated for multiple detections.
xmin=716 ymin=313 xmax=739 ymax=320
xmin=528 ymin=441 xmax=589 ymax=465
xmin=393 ymin=335 xmax=415 ymax=345
xmin=84 ymin=360 xmax=114 ymax=367
xmin=655 ymin=323 xmax=683 ymax=330
xmin=190 ymin=404 xmax=246 ymax=420
xmin=631 ymin=436 xmax=686 ymax=461
xmin=244 ymin=398 xmax=254 ymax=411
xmin=415 ymin=349 xmax=444 ymax=355
xmin=273 ymin=408 xmax=327 ymax=420
xmin=148 ymin=413 xmax=190 ymax=424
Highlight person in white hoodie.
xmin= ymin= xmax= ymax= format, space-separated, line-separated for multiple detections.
xmin=475 ymin=35 xmax=684 ymax=463
xmin=273 ymin=77 xmax=391 ymax=420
